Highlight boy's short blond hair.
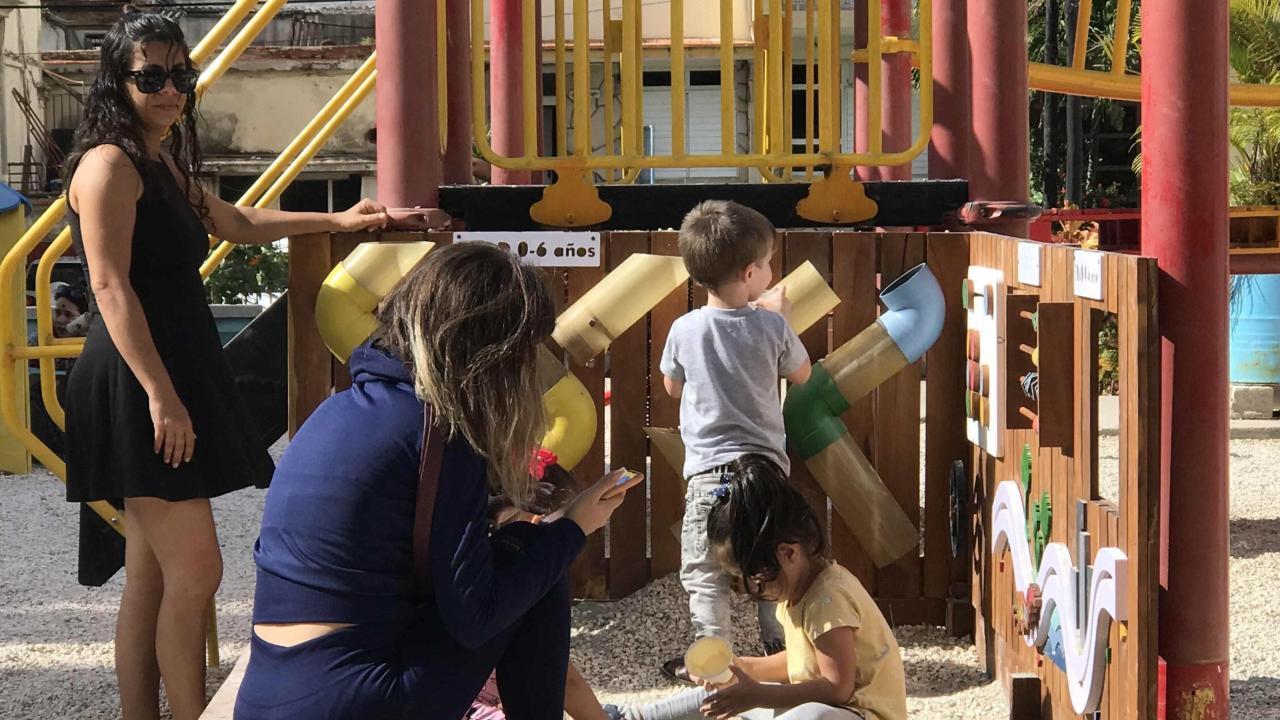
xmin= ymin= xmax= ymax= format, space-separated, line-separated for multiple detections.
xmin=677 ymin=200 xmax=776 ymax=290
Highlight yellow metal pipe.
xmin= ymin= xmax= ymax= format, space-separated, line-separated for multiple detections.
xmin=13 ymin=344 xmax=83 ymax=360
xmin=523 ymin=0 xmax=540 ymax=161
xmin=752 ymin=3 xmax=766 ymax=161
xmin=439 ymin=0 xmax=449 ymax=154
xmin=1110 ymin=0 xmax=1132 ymax=75
xmin=1072 ymin=0 xmax=1093 ymax=70
xmin=621 ymin=0 xmax=640 ymax=159
xmin=805 ymin=0 xmax=815 ymax=178
xmin=39 ymin=356 xmax=62 ymax=429
xmin=631 ymin=0 xmax=644 ymax=163
xmin=573 ymin=0 xmax=591 ymax=157
xmin=189 ymin=0 xmax=261 ymax=64
xmin=555 ymin=0 xmax=568 ymax=157
xmin=719 ymin=0 xmax=735 ymax=155
xmin=197 ymin=0 xmax=289 ymax=96
xmin=201 ymin=70 xmax=378 ymax=277
xmin=472 ymin=0 xmax=497 ymax=164
xmin=602 ymin=13 xmax=616 ymax=181
xmin=768 ymin=0 xmax=784 ymax=160
xmin=671 ymin=0 xmax=686 ymax=157
xmin=867 ymin=0 xmax=883 ymax=156
xmin=782 ymin=0 xmax=793 ymax=180
xmin=1027 ymin=61 xmax=1280 ymax=108
xmin=817 ymin=0 xmax=838 ymax=153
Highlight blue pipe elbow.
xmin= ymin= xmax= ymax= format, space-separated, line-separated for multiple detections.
xmin=876 ymin=263 xmax=945 ymax=364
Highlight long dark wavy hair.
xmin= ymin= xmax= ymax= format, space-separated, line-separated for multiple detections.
xmin=707 ymin=454 xmax=827 ymax=598
xmin=63 ymin=10 xmax=208 ymax=227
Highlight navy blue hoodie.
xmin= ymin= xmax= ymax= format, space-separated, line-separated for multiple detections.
xmin=252 ymin=343 xmax=586 ymax=648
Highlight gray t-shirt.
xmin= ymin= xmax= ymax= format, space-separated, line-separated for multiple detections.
xmin=660 ymin=305 xmax=809 ymax=477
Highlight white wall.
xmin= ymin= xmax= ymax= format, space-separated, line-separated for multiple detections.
xmin=1 ymin=5 xmax=46 ymax=177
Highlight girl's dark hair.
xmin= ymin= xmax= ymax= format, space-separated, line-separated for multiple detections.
xmin=706 ymin=454 xmax=826 ymax=596
xmin=63 ymin=10 xmax=209 ymax=230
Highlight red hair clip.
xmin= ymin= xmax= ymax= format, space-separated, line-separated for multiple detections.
xmin=529 ymin=448 xmax=558 ymax=480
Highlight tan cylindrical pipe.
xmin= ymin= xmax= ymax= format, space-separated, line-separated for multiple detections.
xmin=773 ymin=260 xmax=841 ymax=334
xmin=553 ymin=254 xmax=690 ymax=364
xmin=824 ymin=321 xmax=911 ymax=406
xmin=806 ymin=432 xmax=919 ymax=567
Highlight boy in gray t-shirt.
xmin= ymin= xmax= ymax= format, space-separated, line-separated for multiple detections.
xmin=658 ymin=200 xmax=812 ymax=682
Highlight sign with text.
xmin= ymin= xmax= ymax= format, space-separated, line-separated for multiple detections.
xmin=1073 ymin=250 xmax=1104 ymax=301
xmin=454 ymin=232 xmax=602 ymax=267
xmin=1017 ymin=242 xmax=1042 ymax=287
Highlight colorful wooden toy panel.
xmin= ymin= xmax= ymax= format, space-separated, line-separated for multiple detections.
xmin=963 ymin=266 xmax=1006 ymax=457
xmin=966 ymin=234 xmax=1161 ymax=720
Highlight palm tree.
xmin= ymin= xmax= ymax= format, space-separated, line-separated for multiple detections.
xmin=1227 ymin=0 xmax=1280 ymax=205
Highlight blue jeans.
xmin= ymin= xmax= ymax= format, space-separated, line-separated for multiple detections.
xmin=235 ymin=521 xmax=571 ymax=720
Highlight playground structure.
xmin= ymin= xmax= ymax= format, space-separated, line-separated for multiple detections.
xmin=0 ymin=0 xmax=1264 ymax=716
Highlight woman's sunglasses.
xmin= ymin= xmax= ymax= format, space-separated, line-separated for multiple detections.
xmin=125 ymin=66 xmax=199 ymax=94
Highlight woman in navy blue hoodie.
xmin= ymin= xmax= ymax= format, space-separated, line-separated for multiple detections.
xmin=235 ymin=242 xmax=628 ymax=719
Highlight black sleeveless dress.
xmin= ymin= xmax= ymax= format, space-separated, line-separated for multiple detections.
xmin=65 ymin=153 xmax=274 ymax=503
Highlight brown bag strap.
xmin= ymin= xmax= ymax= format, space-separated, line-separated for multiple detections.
xmin=413 ymin=406 xmax=446 ymax=589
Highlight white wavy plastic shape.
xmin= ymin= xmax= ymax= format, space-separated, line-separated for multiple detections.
xmin=990 ymin=481 xmax=1128 ymax=714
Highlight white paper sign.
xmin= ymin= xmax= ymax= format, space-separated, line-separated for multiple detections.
xmin=1017 ymin=242 xmax=1042 ymax=287
xmin=454 ymin=232 xmax=601 ymax=267
xmin=1073 ymin=250 xmax=1104 ymax=301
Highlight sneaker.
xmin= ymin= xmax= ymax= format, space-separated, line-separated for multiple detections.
xmin=659 ymin=656 xmax=696 ymax=686
xmin=603 ymin=704 xmax=625 ymax=720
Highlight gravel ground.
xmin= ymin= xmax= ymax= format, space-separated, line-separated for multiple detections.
xmin=2 ymin=437 xmax=1278 ymax=718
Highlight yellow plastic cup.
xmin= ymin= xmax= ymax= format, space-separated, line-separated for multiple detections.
xmin=684 ymin=636 xmax=735 ymax=686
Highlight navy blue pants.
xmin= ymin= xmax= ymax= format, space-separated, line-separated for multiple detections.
xmin=234 ymin=522 xmax=572 ymax=719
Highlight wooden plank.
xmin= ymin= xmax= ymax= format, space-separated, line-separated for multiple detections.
xmin=565 ymin=260 xmax=609 ymax=599
xmin=287 ymin=233 xmax=334 ymax=435
xmin=648 ymin=231 xmax=688 ymax=577
xmin=924 ymin=232 xmax=971 ymax=601
xmin=830 ymin=232 xmax=879 ymax=591
xmin=1134 ymin=256 xmax=1161 ymax=720
xmin=606 ymin=232 xmax=653 ymax=598
xmin=782 ymin=231 xmax=832 ymax=539
xmin=1010 ymin=673 xmax=1042 ymax=720
xmin=874 ymin=233 xmax=924 ymax=598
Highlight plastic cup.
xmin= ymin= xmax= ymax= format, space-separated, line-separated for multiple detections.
xmin=684 ymin=636 xmax=734 ymax=686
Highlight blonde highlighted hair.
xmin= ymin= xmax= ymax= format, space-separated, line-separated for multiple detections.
xmin=374 ymin=242 xmax=556 ymax=505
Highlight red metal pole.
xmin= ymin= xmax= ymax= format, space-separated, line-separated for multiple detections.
xmin=878 ymin=0 xmax=912 ymax=181
xmin=375 ymin=0 xmax=440 ymax=207
xmin=854 ymin=0 xmax=879 ymax=182
xmin=1142 ymin=1 xmax=1231 ymax=715
xmin=443 ymin=0 xmax=473 ymax=185
xmin=490 ymin=0 xmax=532 ymax=185
xmin=927 ymin=0 xmax=969 ymax=181
xmin=966 ymin=0 xmax=1028 ymax=237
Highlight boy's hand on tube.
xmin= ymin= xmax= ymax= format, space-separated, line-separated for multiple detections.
xmin=756 ymin=286 xmax=791 ymax=319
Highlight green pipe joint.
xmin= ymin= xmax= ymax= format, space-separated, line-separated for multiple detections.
xmin=784 ymin=362 xmax=852 ymax=461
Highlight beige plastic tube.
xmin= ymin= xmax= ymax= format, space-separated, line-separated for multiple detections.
xmin=553 ymin=254 xmax=690 ymax=364
xmin=773 ymin=260 xmax=841 ymax=334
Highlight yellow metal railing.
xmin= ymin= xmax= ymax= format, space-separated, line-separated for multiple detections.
xmin=1029 ymin=0 xmax=1280 ymax=107
xmin=471 ymin=0 xmax=934 ymax=224
xmin=0 ymin=1 xmax=378 ymax=535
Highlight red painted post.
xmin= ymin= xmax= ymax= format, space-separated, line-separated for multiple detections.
xmin=491 ymin=0 xmax=533 ymax=185
xmin=878 ymin=0 xmax=912 ymax=181
xmin=927 ymin=0 xmax=969 ymax=181
xmin=1141 ymin=1 xmax=1231 ymax=716
xmin=375 ymin=0 xmax=440 ymax=207
xmin=443 ymin=0 xmax=473 ymax=185
xmin=854 ymin=0 xmax=880 ymax=182
xmin=966 ymin=0 xmax=1028 ymax=237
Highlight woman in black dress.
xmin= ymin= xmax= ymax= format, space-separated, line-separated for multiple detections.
xmin=62 ymin=12 xmax=386 ymax=719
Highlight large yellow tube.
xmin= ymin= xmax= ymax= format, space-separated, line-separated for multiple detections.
xmin=808 ymin=433 xmax=918 ymax=566
xmin=542 ymin=370 xmax=597 ymax=470
xmin=315 ymin=241 xmax=436 ymax=363
xmin=773 ymin=260 xmax=840 ymax=334
xmin=553 ymin=254 xmax=690 ymax=364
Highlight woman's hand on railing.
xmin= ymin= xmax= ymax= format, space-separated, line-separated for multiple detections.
xmin=331 ymin=198 xmax=390 ymax=233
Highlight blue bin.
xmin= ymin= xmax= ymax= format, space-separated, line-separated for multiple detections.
xmin=1229 ymin=274 xmax=1280 ymax=385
